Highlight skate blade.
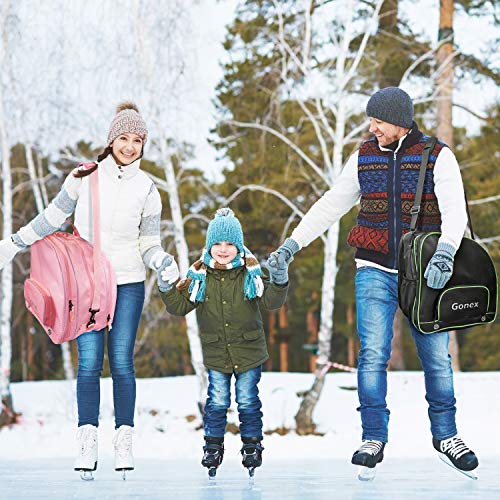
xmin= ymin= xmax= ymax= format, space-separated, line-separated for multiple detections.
xmin=438 ymin=454 xmax=478 ymax=480
xmin=357 ymin=466 xmax=376 ymax=481
xmin=80 ymin=471 xmax=94 ymax=481
xmin=208 ymin=467 xmax=218 ymax=479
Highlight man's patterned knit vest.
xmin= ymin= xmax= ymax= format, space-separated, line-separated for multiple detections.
xmin=347 ymin=128 xmax=446 ymax=269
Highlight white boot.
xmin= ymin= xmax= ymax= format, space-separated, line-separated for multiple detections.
xmin=113 ymin=425 xmax=134 ymax=471
xmin=74 ymin=424 xmax=98 ymax=472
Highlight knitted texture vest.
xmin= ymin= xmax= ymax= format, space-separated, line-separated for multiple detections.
xmin=347 ymin=133 xmax=445 ymax=269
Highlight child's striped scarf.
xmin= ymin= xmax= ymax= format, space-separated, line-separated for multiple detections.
xmin=178 ymin=247 xmax=264 ymax=303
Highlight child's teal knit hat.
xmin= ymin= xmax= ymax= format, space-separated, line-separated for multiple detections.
xmin=206 ymin=208 xmax=244 ymax=254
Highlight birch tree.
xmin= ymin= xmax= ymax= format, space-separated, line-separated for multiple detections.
xmin=123 ymin=0 xmax=210 ymax=408
xmin=0 ymin=0 xmax=17 ymax=426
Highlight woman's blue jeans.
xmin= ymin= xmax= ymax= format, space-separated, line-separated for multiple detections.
xmin=76 ymin=282 xmax=145 ymax=429
xmin=355 ymin=267 xmax=457 ymax=443
xmin=204 ymin=365 xmax=263 ymax=439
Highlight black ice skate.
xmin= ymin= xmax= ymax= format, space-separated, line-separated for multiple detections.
xmin=240 ymin=437 xmax=264 ymax=478
xmin=433 ymin=435 xmax=478 ymax=480
xmin=201 ymin=437 xmax=224 ymax=479
xmin=351 ymin=440 xmax=385 ymax=481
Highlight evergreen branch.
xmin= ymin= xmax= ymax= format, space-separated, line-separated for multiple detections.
xmin=225 ymin=120 xmax=328 ymax=184
xmin=453 ymin=103 xmax=495 ymax=124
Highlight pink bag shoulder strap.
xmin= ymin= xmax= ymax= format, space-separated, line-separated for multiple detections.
xmin=89 ymin=167 xmax=102 ymax=316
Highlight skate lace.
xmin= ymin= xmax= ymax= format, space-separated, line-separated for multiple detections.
xmin=77 ymin=427 xmax=97 ymax=458
xmin=114 ymin=428 xmax=132 ymax=460
xmin=440 ymin=436 xmax=470 ymax=459
xmin=357 ymin=440 xmax=384 ymax=456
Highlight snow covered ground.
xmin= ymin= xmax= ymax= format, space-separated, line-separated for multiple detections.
xmin=1 ymin=372 xmax=499 ymax=498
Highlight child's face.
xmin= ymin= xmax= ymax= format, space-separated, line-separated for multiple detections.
xmin=211 ymin=242 xmax=238 ymax=265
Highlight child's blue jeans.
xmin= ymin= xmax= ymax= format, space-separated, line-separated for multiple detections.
xmin=204 ymin=365 xmax=263 ymax=439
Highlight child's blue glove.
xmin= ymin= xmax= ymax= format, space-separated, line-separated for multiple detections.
xmin=268 ymin=252 xmax=289 ymax=285
xmin=424 ymin=242 xmax=456 ymax=289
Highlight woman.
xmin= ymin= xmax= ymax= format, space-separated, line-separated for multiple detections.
xmin=0 ymin=102 xmax=178 ymax=478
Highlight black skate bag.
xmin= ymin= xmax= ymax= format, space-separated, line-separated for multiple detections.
xmin=398 ymin=137 xmax=498 ymax=334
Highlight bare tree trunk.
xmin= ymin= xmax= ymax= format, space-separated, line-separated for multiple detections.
xmin=346 ymin=302 xmax=356 ymax=367
xmin=295 ymin=224 xmax=339 ymax=434
xmin=266 ymin=311 xmax=277 ymax=371
xmin=278 ymin=306 xmax=289 ymax=372
xmin=27 ymin=317 xmax=34 ymax=381
xmin=0 ymin=0 xmax=16 ymax=426
xmin=436 ymin=0 xmax=460 ymax=372
xmin=160 ymin=151 xmax=207 ymax=409
xmin=306 ymin=292 xmax=319 ymax=372
xmin=436 ymin=0 xmax=454 ymax=147
xmin=389 ymin=308 xmax=406 ymax=370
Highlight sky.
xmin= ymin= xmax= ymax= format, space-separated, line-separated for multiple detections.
xmin=4 ymin=0 xmax=498 ymax=181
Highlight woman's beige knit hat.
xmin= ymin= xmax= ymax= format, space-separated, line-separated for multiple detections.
xmin=107 ymin=101 xmax=148 ymax=145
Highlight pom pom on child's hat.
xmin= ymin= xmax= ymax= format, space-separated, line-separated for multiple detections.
xmin=206 ymin=208 xmax=244 ymax=254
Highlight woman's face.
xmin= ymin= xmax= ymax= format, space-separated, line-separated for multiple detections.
xmin=111 ymin=133 xmax=143 ymax=165
xmin=211 ymin=242 xmax=238 ymax=266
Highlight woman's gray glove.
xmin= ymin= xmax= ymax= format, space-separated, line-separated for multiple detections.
xmin=154 ymin=253 xmax=180 ymax=292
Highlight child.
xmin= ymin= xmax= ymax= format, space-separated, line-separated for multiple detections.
xmin=157 ymin=208 xmax=289 ymax=477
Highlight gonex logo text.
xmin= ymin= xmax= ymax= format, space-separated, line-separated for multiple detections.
xmin=451 ymin=302 xmax=479 ymax=310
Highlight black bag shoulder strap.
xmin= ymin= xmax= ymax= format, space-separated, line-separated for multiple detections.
xmin=410 ymin=136 xmax=475 ymax=239
xmin=410 ymin=137 xmax=437 ymax=231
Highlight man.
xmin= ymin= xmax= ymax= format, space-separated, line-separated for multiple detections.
xmin=269 ymin=87 xmax=478 ymax=474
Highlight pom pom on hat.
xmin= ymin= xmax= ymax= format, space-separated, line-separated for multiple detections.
xmin=116 ymin=101 xmax=140 ymax=114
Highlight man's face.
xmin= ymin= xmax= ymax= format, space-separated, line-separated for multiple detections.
xmin=368 ymin=118 xmax=409 ymax=147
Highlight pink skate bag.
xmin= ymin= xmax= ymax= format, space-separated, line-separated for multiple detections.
xmin=24 ymin=163 xmax=117 ymax=344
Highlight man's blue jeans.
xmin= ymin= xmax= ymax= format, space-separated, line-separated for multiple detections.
xmin=76 ymin=282 xmax=145 ymax=429
xmin=204 ymin=365 xmax=263 ymax=439
xmin=355 ymin=267 xmax=457 ymax=443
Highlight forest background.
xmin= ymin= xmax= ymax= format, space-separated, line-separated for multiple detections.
xmin=0 ymin=0 xmax=498 ymax=426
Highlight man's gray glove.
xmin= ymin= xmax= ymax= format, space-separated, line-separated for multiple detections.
xmin=154 ymin=253 xmax=180 ymax=292
xmin=268 ymin=252 xmax=289 ymax=285
xmin=424 ymin=242 xmax=456 ymax=289
xmin=268 ymin=238 xmax=299 ymax=285
xmin=0 ymin=237 xmax=22 ymax=271
xmin=268 ymin=238 xmax=300 ymax=265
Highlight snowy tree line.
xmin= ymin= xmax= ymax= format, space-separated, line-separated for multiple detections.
xmin=1 ymin=0 xmax=498 ymax=430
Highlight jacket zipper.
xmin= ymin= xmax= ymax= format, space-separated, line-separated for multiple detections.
xmin=392 ymin=151 xmax=398 ymax=269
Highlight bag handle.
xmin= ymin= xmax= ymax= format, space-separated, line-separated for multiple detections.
xmin=89 ymin=167 xmax=102 ymax=324
xmin=410 ymin=137 xmax=475 ymax=239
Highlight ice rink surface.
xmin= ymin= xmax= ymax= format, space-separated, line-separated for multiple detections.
xmin=1 ymin=457 xmax=499 ymax=500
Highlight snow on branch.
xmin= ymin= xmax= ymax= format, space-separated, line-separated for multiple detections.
xmin=469 ymin=194 xmax=500 ymax=205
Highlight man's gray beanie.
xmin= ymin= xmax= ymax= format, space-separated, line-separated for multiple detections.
xmin=366 ymin=87 xmax=414 ymax=128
